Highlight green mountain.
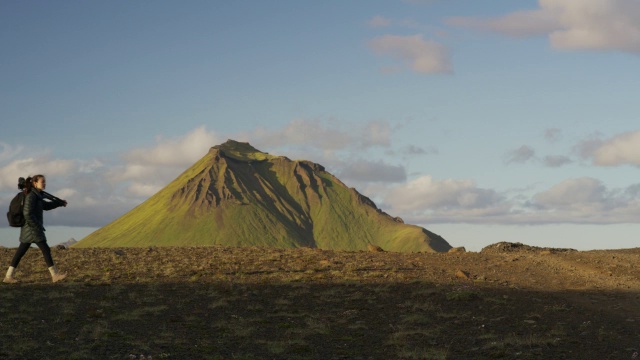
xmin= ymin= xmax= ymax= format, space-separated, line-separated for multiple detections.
xmin=76 ymin=140 xmax=451 ymax=252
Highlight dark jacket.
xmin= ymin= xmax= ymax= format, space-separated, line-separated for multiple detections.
xmin=19 ymin=189 xmax=62 ymax=244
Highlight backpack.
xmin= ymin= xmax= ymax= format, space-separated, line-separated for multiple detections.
xmin=7 ymin=191 xmax=26 ymax=227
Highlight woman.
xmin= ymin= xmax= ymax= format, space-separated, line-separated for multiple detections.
xmin=4 ymin=175 xmax=68 ymax=283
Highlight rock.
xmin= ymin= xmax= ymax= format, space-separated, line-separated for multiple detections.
xmin=319 ymin=260 xmax=331 ymax=267
xmin=480 ymin=242 xmax=577 ymax=254
xmin=367 ymin=244 xmax=384 ymax=252
xmin=455 ymin=270 xmax=471 ymax=280
xmin=449 ymin=247 xmax=466 ymax=253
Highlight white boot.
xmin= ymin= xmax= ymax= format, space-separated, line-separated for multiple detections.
xmin=3 ymin=266 xmax=19 ymax=284
xmin=48 ymin=266 xmax=67 ymax=283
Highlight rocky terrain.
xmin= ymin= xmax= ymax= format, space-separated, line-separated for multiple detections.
xmin=1 ymin=242 xmax=639 ymax=359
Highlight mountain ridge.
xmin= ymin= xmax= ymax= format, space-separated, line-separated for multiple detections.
xmin=76 ymin=140 xmax=451 ymax=252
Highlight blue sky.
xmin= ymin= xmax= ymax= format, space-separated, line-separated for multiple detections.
xmin=2 ymin=0 xmax=640 ymax=251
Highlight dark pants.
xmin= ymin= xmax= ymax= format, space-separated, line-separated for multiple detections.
xmin=10 ymin=242 xmax=54 ymax=268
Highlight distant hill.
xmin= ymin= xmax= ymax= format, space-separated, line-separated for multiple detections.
xmin=56 ymin=238 xmax=78 ymax=249
xmin=76 ymin=140 xmax=451 ymax=252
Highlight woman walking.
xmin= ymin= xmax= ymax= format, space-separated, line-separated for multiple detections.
xmin=4 ymin=175 xmax=68 ymax=283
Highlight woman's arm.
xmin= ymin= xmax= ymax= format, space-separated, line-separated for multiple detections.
xmin=42 ymin=199 xmax=62 ymax=211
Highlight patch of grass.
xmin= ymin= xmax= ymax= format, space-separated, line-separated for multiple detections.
xmin=208 ymin=297 xmax=230 ymax=310
xmin=259 ymin=339 xmax=310 ymax=355
xmin=546 ymin=303 xmax=571 ymax=312
xmin=397 ymin=346 xmax=449 ymax=360
xmin=111 ymin=305 xmax=169 ymax=321
xmin=400 ymin=313 xmax=435 ymax=326
xmin=303 ymin=316 xmax=331 ymax=335
xmin=482 ymin=332 xmax=556 ymax=355
xmin=445 ymin=286 xmax=480 ymax=301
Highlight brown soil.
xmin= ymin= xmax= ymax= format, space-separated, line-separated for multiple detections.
xmin=1 ymin=242 xmax=639 ymax=359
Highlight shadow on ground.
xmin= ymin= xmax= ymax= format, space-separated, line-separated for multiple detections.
xmin=1 ymin=246 xmax=639 ymax=359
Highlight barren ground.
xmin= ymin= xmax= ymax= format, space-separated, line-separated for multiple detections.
xmin=1 ymin=242 xmax=639 ymax=359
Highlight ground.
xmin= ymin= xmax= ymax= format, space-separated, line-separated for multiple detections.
xmin=1 ymin=243 xmax=639 ymax=359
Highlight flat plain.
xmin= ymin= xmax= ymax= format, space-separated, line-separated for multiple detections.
xmin=1 ymin=243 xmax=639 ymax=359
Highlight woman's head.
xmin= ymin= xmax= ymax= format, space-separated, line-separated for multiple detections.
xmin=25 ymin=175 xmax=46 ymax=193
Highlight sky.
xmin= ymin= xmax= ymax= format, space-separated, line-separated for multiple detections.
xmin=2 ymin=0 xmax=640 ymax=251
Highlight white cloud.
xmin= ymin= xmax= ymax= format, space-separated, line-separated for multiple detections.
xmin=384 ymin=175 xmax=506 ymax=214
xmin=368 ymin=34 xmax=452 ymax=74
xmin=448 ymin=0 xmax=640 ymax=53
xmin=447 ymin=9 xmax=559 ymax=37
xmin=575 ymin=131 xmax=640 ymax=166
xmin=127 ymin=182 xmax=163 ymax=198
xmin=374 ymin=175 xmax=640 ymax=225
xmin=124 ymin=125 xmax=220 ymax=166
xmin=78 ymin=159 xmax=105 ymax=173
xmin=532 ymin=177 xmax=606 ymax=208
xmin=0 ymin=148 xmax=138 ymax=227
xmin=546 ymin=0 xmax=640 ymax=52
xmin=590 ymin=131 xmax=640 ymax=166
xmin=0 ymin=156 xmax=75 ymax=190
xmin=108 ymin=126 xmax=221 ymax=197
xmin=520 ymin=177 xmax=640 ymax=224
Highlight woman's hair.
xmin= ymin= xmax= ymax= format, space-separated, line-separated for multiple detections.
xmin=24 ymin=174 xmax=45 ymax=193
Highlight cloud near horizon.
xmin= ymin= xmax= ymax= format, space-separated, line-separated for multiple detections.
xmin=0 ymin=120 xmax=412 ymax=226
xmin=502 ymin=129 xmax=640 ymax=169
xmin=0 ymin=155 xmax=75 ymax=191
xmin=3 ymin=124 xmax=640 ymax=228
xmin=124 ymin=126 xmax=221 ymax=167
xmin=380 ymin=175 xmax=640 ymax=225
xmin=447 ymin=0 xmax=640 ymax=53
xmin=383 ymin=175 xmax=507 ymax=214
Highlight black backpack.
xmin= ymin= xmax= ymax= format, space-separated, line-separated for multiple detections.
xmin=7 ymin=191 xmax=26 ymax=227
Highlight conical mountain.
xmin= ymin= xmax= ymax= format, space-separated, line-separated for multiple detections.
xmin=76 ymin=140 xmax=452 ymax=252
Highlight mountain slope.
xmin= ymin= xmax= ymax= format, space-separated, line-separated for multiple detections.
xmin=76 ymin=140 xmax=451 ymax=252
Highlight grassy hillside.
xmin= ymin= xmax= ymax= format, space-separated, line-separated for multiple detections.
xmin=76 ymin=140 xmax=451 ymax=252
